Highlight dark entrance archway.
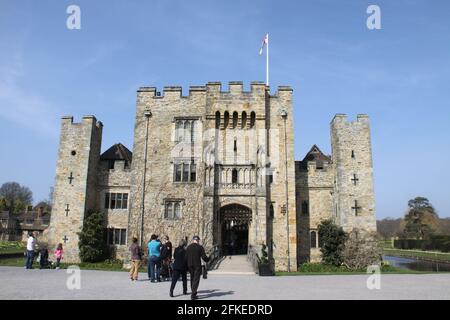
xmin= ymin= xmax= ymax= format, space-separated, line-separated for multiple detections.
xmin=220 ymin=204 xmax=251 ymax=255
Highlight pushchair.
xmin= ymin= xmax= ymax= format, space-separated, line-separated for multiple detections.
xmin=160 ymin=258 xmax=173 ymax=281
xmin=37 ymin=248 xmax=53 ymax=269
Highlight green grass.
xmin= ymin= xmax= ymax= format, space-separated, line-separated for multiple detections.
xmin=275 ymin=263 xmax=426 ymax=276
xmin=0 ymin=257 xmax=25 ymax=267
xmin=0 ymin=256 xmax=150 ymax=272
xmin=0 ymin=241 xmax=25 ymax=254
xmin=379 ymin=240 xmax=394 ymax=249
xmin=383 ymin=248 xmax=450 ymax=263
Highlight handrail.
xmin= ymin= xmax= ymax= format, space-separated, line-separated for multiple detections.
xmin=247 ymin=244 xmax=260 ymax=272
xmin=206 ymin=244 xmax=220 ymax=270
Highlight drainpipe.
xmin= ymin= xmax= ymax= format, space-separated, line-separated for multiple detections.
xmin=280 ymin=109 xmax=291 ymax=272
xmin=140 ymin=110 xmax=152 ymax=247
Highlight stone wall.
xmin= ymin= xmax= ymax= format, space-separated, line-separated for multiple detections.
xmin=128 ymin=86 xmax=208 ymax=253
xmin=97 ymin=160 xmax=131 ymax=260
xmin=127 ymin=82 xmax=297 ymax=271
xmin=296 ymin=161 xmax=334 ymax=263
xmin=47 ymin=116 xmax=102 ymax=263
xmin=267 ymin=87 xmax=297 ymax=271
xmin=331 ymin=114 xmax=376 ymax=233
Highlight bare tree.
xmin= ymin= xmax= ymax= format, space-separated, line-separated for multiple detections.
xmin=342 ymin=229 xmax=382 ymax=270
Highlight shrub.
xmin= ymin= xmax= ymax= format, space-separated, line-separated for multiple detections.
xmin=394 ymin=235 xmax=450 ymax=252
xmin=77 ymin=211 xmax=108 ymax=263
xmin=318 ymin=219 xmax=347 ymax=266
xmin=342 ymin=230 xmax=382 ymax=270
xmin=259 ymin=244 xmax=269 ymax=264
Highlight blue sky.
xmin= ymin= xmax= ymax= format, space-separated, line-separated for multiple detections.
xmin=0 ymin=0 xmax=449 ymax=219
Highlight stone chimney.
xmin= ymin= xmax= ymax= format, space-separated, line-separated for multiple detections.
xmin=37 ymin=206 xmax=44 ymax=218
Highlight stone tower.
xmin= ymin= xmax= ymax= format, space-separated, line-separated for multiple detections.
xmin=127 ymin=82 xmax=297 ymax=272
xmin=47 ymin=115 xmax=103 ymax=262
xmin=331 ymin=114 xmax=376 ymax=233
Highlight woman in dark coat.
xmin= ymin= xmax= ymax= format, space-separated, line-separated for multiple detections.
xmin=169 ymin=240 xmax=188 ymax=297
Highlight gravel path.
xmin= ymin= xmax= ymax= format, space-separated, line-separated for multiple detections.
xmin=1 ymin=266 xmax=449 ymax=300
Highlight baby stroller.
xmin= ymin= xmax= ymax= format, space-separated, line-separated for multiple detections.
xmin=160 ymin=257 xmax=173 ymax=281
xmin=38 ymin=248 xmax=53 ymax=269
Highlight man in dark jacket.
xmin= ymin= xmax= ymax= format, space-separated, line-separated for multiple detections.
xmin=169 ymin=240 xmax=188 ymax=297
xmin=186 ymin=236 xmax=209 ymax=300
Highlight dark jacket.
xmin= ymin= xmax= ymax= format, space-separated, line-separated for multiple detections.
xmin=129 ymin=243 xmax=142 ymax=260
xmin=186 ymin=243 xmax=209 ymax=268
xmin=161 ymin=241 xmax=173 ymax=260
xmin=172 ymin=246 xmax=187 ymax=271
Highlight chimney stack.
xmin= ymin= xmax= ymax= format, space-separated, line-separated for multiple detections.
xmin=37 ymin=206 xmax=44 ymax=218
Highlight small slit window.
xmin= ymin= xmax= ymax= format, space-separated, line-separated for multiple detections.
xmin=310 ymin=231 xmax=317 ymax=249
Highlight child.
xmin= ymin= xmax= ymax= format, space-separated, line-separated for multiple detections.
xmin=54 ymin=243 xmax=63 ymax=269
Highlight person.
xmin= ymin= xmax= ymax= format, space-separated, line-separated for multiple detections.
xmin=25 ymin=232 xmax=36 ymax=269
xmin=162 ymin=236 xmax=173 ymax=260
xmin=169 ymin=239 xmax=188 ymax=297
xmin=186 ymin=235 xmax=210 ymax=300
xmin=147 ymin=234 xmax=161 ymax=282
xmin=129 ymin=237 xmax=142 ymax=281
xmin=160 ymin=236 xmax=173 ymax=281
xmin=39 ymin=246 xmax=49 ymax=269
xmin=54 ymin=243 xmax=64 ymax=269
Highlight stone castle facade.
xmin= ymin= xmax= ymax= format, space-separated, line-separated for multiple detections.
xmin=47 ymin=81 xmax=376 ymax=271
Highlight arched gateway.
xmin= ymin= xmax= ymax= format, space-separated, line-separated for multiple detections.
xmin=220 ymin=204 xmax=251 ymax=255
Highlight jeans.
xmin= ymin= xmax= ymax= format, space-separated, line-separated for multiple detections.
xmin=25 ymin=250 xmax=34 ymax=269
xmin=148 ymin=256 xmax=161 ymax=281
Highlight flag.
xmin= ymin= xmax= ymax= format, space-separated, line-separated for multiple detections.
xmin=259 ymin=33 xmax=268 ymax=55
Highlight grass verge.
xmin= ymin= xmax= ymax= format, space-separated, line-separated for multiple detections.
xmin=383 ymin=248 xmax=450 ymax=263
xmin=0 ymin=257 xmax=148 ymax=272
xmin=0 ymin=241 xmax=25 ymax=254
xmin=275 ymin=263 xmax=426 ymax=276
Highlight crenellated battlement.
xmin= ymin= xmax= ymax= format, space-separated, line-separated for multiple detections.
xmin=331 ymin=113 xmax=370 ymax=125
xmin=136 ymin=81 xmax=292 ymax=100
xmin=61 ymin=115 xmax=103 ymax=129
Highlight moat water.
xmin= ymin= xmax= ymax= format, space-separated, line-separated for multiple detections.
xmin=383 ymin=255 xmax=450 ymax=272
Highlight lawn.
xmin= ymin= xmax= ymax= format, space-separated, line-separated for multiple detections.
xmin=379 ymin=239 xmax=394 ymax=249
xmin=383 ymin=248 xmax=450 ymax=263
xmin=0 ymin=241 xmax=25 ymax=254
xmin=0 ymin=256 xmax=149 ymax=272
xmin=275 ymin=263 xmax=426 ymax=276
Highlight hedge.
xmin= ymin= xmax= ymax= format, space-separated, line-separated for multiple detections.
xmin=394 ymin=235 xmax=450 ymax=252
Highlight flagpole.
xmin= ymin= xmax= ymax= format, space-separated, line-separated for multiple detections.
xmin=266 ymin=33 xmax=269 ymax=87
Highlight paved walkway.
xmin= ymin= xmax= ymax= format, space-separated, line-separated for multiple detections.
xmin=1 ymin=266 xmax=450 ymax=300
xmin=209 ymin=255 xmax=255 ymax=275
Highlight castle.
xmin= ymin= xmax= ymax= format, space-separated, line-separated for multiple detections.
xmin=47 ymin=81 xmax=376 ymax=271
